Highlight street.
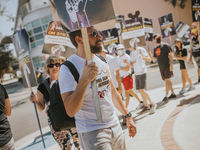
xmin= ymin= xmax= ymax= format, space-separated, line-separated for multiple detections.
xmin=4 ymin=63 xmax=199 ymax=143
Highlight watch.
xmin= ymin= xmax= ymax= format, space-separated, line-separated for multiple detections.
xmin=124 ymin=112 xmax=132 ymax=119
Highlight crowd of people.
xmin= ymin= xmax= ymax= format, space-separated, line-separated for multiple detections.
xmin=1 ymin=23 xmax=200 ymax=150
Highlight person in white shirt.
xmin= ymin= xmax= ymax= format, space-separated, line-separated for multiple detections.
xmin=116 ymin=44 xmax=143 ymax=125
xmin=59 ymin=26 xmax=136 ymax=150
xmin=100 ymin=46 xmax=123 ymax=94
xmin=124 ymin=46 xmax=157 ymax=114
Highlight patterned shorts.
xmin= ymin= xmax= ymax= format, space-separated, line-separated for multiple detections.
xmin=47 ymin=117 xmax=80 ymax=150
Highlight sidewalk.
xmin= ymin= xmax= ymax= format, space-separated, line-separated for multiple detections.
xmin=14 ymin=81 xmax=200 ymax=150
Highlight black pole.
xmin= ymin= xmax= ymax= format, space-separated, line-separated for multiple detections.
xmin=33 ymin=100 xmax=46 ymax=148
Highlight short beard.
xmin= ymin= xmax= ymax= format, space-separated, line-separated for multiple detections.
xmin=156 ymin=38 xmax=161 ymax=44
xmin=90 ymin=41 xmax=102 ymax=54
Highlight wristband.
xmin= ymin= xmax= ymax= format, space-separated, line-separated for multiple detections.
xmin=124 ymin=112 xmax=132 ymax=119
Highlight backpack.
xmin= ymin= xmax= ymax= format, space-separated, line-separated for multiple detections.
xmin=43 ymin=61 xmax=79 ymax=132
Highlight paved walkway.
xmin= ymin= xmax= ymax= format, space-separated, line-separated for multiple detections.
xmin=13 ymin=81 xmax=200 ymax=150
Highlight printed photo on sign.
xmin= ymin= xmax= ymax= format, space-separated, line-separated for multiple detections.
xmin=101 ymin=28 xmax=119 ymax=54
xmin=144 ymin=18 xmax=153 ymax=41
xmin=158 ymin=13 xmax=176 ymax=38
xmin=13 ymin=29 xmax=38 ymax=88
xmin=115 ymin=14 xmax=124 ymax=35
xmin=176 ymin=21 xmax=191 ymax=41
xmin=121 ymin=17 xmax=146 ymax=48
xmin=191 ymin=0 xmax=200 ymax=22
xmin=42 ymin=21 xmax=75 ymax=58
xmin=54 ymin=0 xmax=115 ymax=32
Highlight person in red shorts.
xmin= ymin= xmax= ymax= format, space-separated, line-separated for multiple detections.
xmin=116 ymin=44 xmax=143 ymax=125
xmin=149 ymin=34 xmax=176 ymax=102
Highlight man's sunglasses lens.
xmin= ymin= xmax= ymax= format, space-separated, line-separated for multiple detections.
xmin=48 ymin=63 xmax=60 ymax=68
xmin=92 ymin=31 xmax=102 ymax=37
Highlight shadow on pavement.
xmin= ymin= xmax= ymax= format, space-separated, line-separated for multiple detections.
xmin=177 ymin=94 xmax=200 ymax=107
xmin=3 ymin=80 xmax=24 ymax=94
xmin=19 ymin=132 xmax=56 ymax=150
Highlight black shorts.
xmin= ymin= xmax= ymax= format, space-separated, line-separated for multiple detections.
xmin=135 ymin=74 xmax=146 ymax=90
xmin=160 ymin=70 xmax=173 ymax=80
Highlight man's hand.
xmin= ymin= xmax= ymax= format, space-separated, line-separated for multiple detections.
xmin=126 ymin=117 xmax=137 ymax=138
xmin=81 ymin=61 xmax=98 ymax=84
xmin=169 ymin=64 xmax=173 ymax=71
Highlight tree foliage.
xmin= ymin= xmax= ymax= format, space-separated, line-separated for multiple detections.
xmin=0 ymin=0 xmax=15 ymax=21
xmin=164 ymin=0 xmax=187 ymax=9
xmin=0 ymin=43 xmax=15 ymax=78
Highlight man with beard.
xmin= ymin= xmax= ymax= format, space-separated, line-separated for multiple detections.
xmin=59 ymin=26 xmax=136 ymax=150
xmin=148 ymin=34 xmax=176 ymax=102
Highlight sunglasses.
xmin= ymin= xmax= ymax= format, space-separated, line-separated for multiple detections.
xmin=90 ymin=30 xmax=102 ymax=37
xmin=47 ymin=63 xmax=60 ymax=68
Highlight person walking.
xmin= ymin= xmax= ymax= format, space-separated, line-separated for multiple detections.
xmin=59 ymin=26 xmax=137 ymax=150
xmin=189 ymin=22 xmax=200 ymax=82
xmin=124 ymin=45 xmax=157 ymax=114
xmin=0 ymin=83 xmax=15 ymax=150
xmin=148 ymin=34 xmax=176 ymax=102
xmin=36 ymin=67 xmax=45 ymax=84
xmin=30 ymin=55 xmax=80 ymax=150
xmin=174 ymin=38 xmax=195 ymax=94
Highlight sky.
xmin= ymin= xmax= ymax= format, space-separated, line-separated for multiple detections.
xmin=0 ymin=0 xmax=18 ymax=56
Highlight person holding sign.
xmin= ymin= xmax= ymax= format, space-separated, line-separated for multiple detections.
xmin=174 ymin=38 xmax=195 ymax=94
xmin=189 ymin=22 xmax=200 ymax=83
xmin=148 ymin=34 xmax=176 ymax=102
xmin=30 ymin=56 xmax=80 ymax=150
xmin=59 ymin=26 xmax=136 ymax=150
xmin=124 ymin=45 xmax=157 ymax=114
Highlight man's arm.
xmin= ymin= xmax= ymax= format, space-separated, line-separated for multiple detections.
xmin=110 ymin=80 xmax=137 ymax=138
xmin=169 ymin=52 xmax=174 ymax=71
xmin=4 ymin=98 xmax=11 ymax=116
xmin=142 ymin=55 xmax=152 ymax=62
xmin=115 ymin=70 xmax=122 ymax=94
xmin=61 ymin=62 xmax=98 ymax=117
xmin=148 ymin=51 xmax=157 ymax=61
xmin=174 ymin=55 xmax=187 ymax=60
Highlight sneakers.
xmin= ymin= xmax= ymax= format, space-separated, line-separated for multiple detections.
xmin=149 ymin=104 xmax=157 ymax=114
xmin=162 ymin=97 xmax=168 ymax=103
xmin=168 ymin=93 xmax=176 ymax=99
xmin=179 ymin=88 xmax=186 ymax=94
xmin=140 ymin=106 xmax=150 ymax=113
xmin=136 ymin=102 xmax=144 ymax=110
xmin=187 ymin=85 xmax=195 ymax=91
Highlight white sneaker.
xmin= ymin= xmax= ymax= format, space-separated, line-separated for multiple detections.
xmin=179 ymin=88 xmax=186 ymax=94
xmin=187 ymin=86 xmax=195 ymax=92
xmin=136 ymin=102 xmax=144 ymax=110
xmin=149 ymin=104 xmax=157 ymax=114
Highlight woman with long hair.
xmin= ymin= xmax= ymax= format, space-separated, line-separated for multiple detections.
xmin=174 ymin=38 xmax=195 ymax=94
xmin=29 ymin=55 xmax=80 ymax=150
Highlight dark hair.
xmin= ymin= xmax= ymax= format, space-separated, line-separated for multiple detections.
xmin=175 ymin=41 xmax=183 ymax=51
xmin=69 ymin=30 xmax=82 ymax=48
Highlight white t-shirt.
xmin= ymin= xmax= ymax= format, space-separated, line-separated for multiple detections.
xmin=106 ymin=54 xmax=120 ymax=88
xmin=117 ymin=53 xmax=131 ymax=78
xmin=130 ymin=47 xmax=148 ymax=75
xmin=59 ymin=54 xmax=118 ymax=133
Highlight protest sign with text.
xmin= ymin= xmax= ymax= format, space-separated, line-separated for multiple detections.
xmin=191 ymin=0 xmax=200 ymax=22
xmin=144 ymin=18 xmax=153 ymax=41
xmin=42 ymin=21 xmax=75 ymax=58
xmin=176 ymin=21 xmax=191 ymax=41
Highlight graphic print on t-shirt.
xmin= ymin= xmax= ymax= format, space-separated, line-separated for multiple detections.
xmin=156 ymin=48 xmax=161 ymax=56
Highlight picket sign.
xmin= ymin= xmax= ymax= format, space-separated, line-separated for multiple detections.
xmin=81 ymin=27 xmax=103 ymax=123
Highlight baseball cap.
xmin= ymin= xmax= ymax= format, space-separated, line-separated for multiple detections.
xmin=116 ymin=44 xmax=125 ymax=50
xmin=153 ymin=34 xmax=162 ymax=39
xmin=175 ymin=38 xmax=182 ymax=43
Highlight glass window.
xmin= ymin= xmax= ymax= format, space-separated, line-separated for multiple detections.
xmin=31 ymin=43 xmax=36 ymax=49
xmin=36 ymin=39 xmax=44 ymax=46
xmin=35 ymin=33 xmax=44 ymax=40
xmin=32 ymin=19 xmax=41 ymax=28
xmin=43 ymin=24 xmax=48 ymax=31
xmin=28 ymin=30 xmax=33 ymax=36
xmin=30 ymin=36 xmax=35 ymax=42
xmin=25 ymin=23 xmax=32 ymax=31
xmin=41 ymin=16 xmax=53 ymax=24
xmin=33 ymin=26 xmax=42 ymax=34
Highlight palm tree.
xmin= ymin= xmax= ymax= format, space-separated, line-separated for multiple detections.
xmin=164 ymin=0 xmax=187 ymax=9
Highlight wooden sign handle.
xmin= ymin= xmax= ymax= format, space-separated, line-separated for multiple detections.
xmin=81 ymin=27 xmax=92 ymax=61
xmin=146 ymin=41 xmax=149 ymax=52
